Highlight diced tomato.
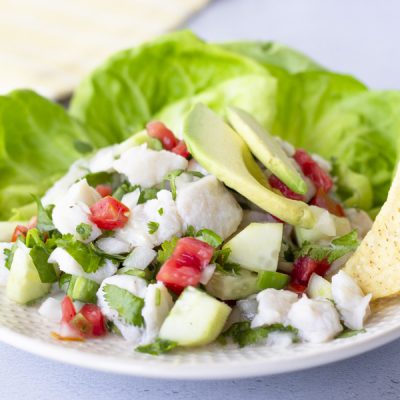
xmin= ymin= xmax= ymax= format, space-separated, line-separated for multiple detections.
xmin=11 ymin=225 xmax=29 ymax=242
xmin=89 ymin=196 xmax=129 ymax=230
xmin=268 ymin=175 xmax=304 ymax=201
xmin=294 ymin=149 xmax=333 ymax=192
xmin=171 ymin=140 xmax=190 ymax=158
xmin=146 ymin=121 xmax=178 ymax=151
xmin=287 ymin=281 xmax=307 ymax=294
xmin=310 ymin=188 xmax=345 ymax=217
xmin=291 ymin=256 xmax=331 ymax=287
xmin=11 ymin=216 xmax=37 ymax=242
xmin=95 ymin=184 xmax=113 ymax=198
xmin=156 ymin=259 xmax=202 ymax=294
xmin=80 ymin=304 xmax=107 ymax=337
xmin=70 ymin=313 xmax=93 ymax=336
xmin=156 ymin=237 xmax=214 ymax=294
xmin=61 ymin=296 xmax=76 ymax=323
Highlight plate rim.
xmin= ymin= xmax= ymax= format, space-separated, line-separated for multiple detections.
xmin=0 ymin=320 xmax=399 ymax=379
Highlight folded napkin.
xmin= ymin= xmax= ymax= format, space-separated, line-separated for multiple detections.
xmin=0 ymin=0 xmax=209 ymax=98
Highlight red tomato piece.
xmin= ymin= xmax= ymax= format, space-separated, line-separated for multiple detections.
xmin=95 ymin=184 xmax=113 ymax=198
xmin=146 ymin=121 xmax=178 ymax=151
xmin=310 ymin=188 xmax=345 ymax=217
xmin=89 ymin=196 xmax=130 ymax=230
xmin=291 ymin=256 xmax=331 ymax=287
xmin=156 ymin=237 xmax=214 ymax=293
xmin=171 ymin=140 xmax=190 ymax=158
xmin=268 ymin=175 xmax=304 ymax=201
xmin=294 ymin=149 xmax=333 ymax=192
xmin=61 ymin=296 xmax=76 ymax=323
xmin=287 ymin=281 xmax=307 ymax=294
xmin=80 ymin=304 xmax=107 ymax=337
xmin=11 ymin=225 xmax=29 ymax=242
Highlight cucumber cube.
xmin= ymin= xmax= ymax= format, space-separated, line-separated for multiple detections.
xmin=257 ymin=271 xmax=290 ymax=290
xmin=224 ymin=223 xmax=283 ymax=272
xmin=159 ymin=287 xmax=231 ymax=346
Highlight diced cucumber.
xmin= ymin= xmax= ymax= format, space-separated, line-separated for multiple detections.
xmin=205 ymin=269 xmax=259 ymax=300
xmin=307 ymin=273 xmax=333 ymax=300
xmin=224 ymin=222 xmax=283 ymax=272
xmin=257 ymin=271 xmax=290 ymax=290
xmin=0 ymin=221 xmax=26 ymax=242
xmin=67 ymin=276 xmax=99 ymax=303
xmin=295 ymin=206 xmax=351 ymax=246
xmin=6 ymin=247 xmax=51 ymax=304
xmin=159 ymin=287 xmax=231 ymax=346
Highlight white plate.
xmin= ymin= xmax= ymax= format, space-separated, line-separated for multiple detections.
xmin=0 ymin=289 xmax=399 ymax=379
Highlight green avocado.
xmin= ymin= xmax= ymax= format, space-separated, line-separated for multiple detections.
xmin=183 ymin=104 xmax=315 ymax=228
xmin=227 ymin=106 xmax=307 ymax=195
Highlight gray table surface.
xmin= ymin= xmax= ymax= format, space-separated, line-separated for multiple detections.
xmin=2 ymin=1 xmax=400 ymax=399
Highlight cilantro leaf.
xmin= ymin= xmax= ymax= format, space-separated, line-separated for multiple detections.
xmin=212 ymin=247 xmax=241 ymax=275
xmin=138 ymin=188 xmax=159 ymax=204
xmin=112 ymin=182 xmax=140 ymax=201
xmin=296 ymin=230 xmax=359 ymax=264
xmin=164 ymin=169 xmax=184 ymax=200
xmin=29 ymin=245 xmax=58 ymax=283
xmin=136 ymin=339 xmax=178 ymax=355
xmin=336 ymin=328 xmax=366 ymax=339
xmin=222 ymin=321 xmax=298 ymax=347
xmin=3 ymin=244 xmax=17 ymax=270
xmin=76 ymin=223 xmax=92 ymax=240
xmin=157 ymin=237 xmax=179 ymax=264
xmin=103 ymin=284 xmax=144 ymax=327
xmin=56 ymin=234 xmax=103 ymax=273
xmin=196 ymin=229 xmax=223 ymax=247
xmin=32 ymin=195 xmax=55 ymax=232
xmin=89 ymin=243 xmax=126 ymax=262
xmin=148 ymin=221 xmax=159 ymax=234
xmin=84 ymin=171 xmax=122 ymax=190
xmin=158 ymin=208 xmax=164 ymax=216
xmin=73 ymin=140 xmax=93 ymax=154
xmin=183 ymin=225 xmax=197 ymax=237
xmin=25 ymin=228 xmax=45 ymax=248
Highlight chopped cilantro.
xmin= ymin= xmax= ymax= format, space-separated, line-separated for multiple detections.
xmin=136 ymin=339 xmax=178 ymax=355
xmin=184 ymin=225 xmax=197 ymax=237
xmin=164 ymin=170 xmax=204 ymax=200
xmin=138 ymin=188 xmax=159 ymax=204
xmin=25 ymin=228 xmax=45 ymax=248
xmin=76 ymin=223 xmax=92 ymax=240
xmin=32 ymin=195 xmax=55 ymax=232
xmin=3 ymin=244 xmax=17 ymax=270
xmin=113 ymin=182 xmax=140 ymax=201
xmin=222 ymin=321 xmax=298 ymax=347
xmin=158 ymin=208 xmax=164 ymax=216
xmin=56 ymin=234 xmax=103 ymax=273
xmin=157 ymin=237 xmax=179 ymax=264
xmin=296 ymin=230 xmax=359 ymax=264
xmin=103 ymin=284 xmax=144 ymax=327
xmin=212 ymin=247 xmax=241 ymax=275
xmin=89 ymin=243 xmax=126 ymax=262
xmin=336 ymin=328 xmax=366 ymax=339
xmin=196 ymin=229 xmax=223 ymax=247
xmin=84 ymin=171 xmax=122 ymax=190
xmin=29 ymin=246 xmax=58 ymax=283
xmin=148 ymin=221 xmax=160 ymax=234
xmin=74 ymin=140 xmax=93 ymax=154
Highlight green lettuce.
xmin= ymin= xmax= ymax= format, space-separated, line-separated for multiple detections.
xmin=70 ymin=30 xmax=277 ymax=142
xmin=0 ymin=90 xmax=92 ymax=220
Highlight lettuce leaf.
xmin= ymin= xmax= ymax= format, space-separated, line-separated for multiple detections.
xmin=0 ymin=90 xmax=92 ymax=220
xmin=69 ymin=30 xmax=277 ymax=142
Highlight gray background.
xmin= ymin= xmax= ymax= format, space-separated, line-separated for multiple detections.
xmin=1 ymin=1 xmax=399 ymax=399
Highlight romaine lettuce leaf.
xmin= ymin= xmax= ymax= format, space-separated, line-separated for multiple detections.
xmin=0 ymin=90 xmax=92 ymax=220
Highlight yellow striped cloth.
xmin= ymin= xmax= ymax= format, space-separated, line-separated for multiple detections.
xmin=0 ymin=0 xmax=209 ymax=98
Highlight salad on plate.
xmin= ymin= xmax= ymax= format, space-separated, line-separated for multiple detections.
xmin=0 ymin=103 xmax=373 ymax=354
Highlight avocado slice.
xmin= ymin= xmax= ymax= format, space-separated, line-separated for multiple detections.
xmin=227 ymin=106 xmax=307 ymax=195
xmin=183 ymin=104 xmax=315 ymax=228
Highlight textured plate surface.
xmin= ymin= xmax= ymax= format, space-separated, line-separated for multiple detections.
xmin=0 ymin=288 xmax=400 ymax=379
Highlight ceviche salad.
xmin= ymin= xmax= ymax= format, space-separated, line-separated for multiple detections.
xmin=1 ymin=31 xmax=400 ymax=355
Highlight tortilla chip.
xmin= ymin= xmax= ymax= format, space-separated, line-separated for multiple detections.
xmin=344 ymin=165 xmax=400 ymax=299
